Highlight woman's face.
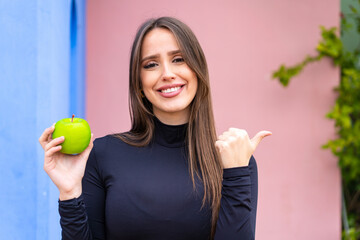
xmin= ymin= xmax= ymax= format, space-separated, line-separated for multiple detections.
xmin=140 ymin=28 xmax=198 ymax=125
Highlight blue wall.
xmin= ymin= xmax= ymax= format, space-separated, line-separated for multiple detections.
xmin=0 ymin=0 xmax=86 ymax=239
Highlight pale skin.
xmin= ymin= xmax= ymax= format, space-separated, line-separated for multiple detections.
xmin=39 ymin=125 xmax=94 ymax=200
xmin=39 ymin=28 xmax=271 ymax=201
xmin=215 ymin=128 xmax=272 ymax=169
xmin=140 ymin=28 xmax=198 ymax=125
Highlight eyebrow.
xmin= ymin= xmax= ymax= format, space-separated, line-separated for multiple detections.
xmin=141 ymin=50 xmax=182 ymax=63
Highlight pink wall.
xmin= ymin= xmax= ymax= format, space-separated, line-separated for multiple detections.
xmin=86 ymin=1 xmax=341 ymax=239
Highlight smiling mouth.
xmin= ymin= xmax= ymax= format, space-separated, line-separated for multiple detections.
xmin=160 ymin=86 xmax=182 ymax=93
xmin=157 ymin=85 xmax=185 ymax=93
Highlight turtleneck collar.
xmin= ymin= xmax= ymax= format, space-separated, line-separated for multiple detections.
xmin=153 ymin=117 xmax=188 ymax=148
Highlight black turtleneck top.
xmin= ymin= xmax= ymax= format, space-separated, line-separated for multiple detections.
xmin=59 ymin=118 xmax=258 ymax=239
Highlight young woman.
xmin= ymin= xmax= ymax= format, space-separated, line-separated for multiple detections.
xmin=39 ymin=17 xmax=271 ymax=240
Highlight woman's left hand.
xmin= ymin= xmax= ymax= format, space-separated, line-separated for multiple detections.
xmin=215 ymin=128 xmax=272 ymax=169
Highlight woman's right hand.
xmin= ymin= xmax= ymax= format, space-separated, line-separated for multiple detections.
xmin=39 ymin=124 xmax=94 ymax=200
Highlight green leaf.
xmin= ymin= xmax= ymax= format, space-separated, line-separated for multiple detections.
xmin=316 ymin=26 xmax=342 ymax=60
xmin=272 ymin=64 xmax=304 ymax=87
xmin=350 ymin=5 xmax=358 ymax=13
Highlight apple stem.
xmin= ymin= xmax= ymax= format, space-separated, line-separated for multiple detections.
xmin=72 ymin=114 xmax=75 ymax=123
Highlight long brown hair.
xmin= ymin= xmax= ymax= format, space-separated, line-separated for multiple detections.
xmin=114 ymin=17 xmax=222 ymax=238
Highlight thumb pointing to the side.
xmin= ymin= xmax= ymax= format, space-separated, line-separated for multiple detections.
xmin=215 ymin=140 xmax=226 ymax=153
xmin=251 ymin=130 xmax=272 ymax=149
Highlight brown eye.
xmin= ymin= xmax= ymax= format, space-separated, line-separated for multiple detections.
xmin=144 ymin=62 xmax=158 ymax=69
xmin=173 ymin=57 xmax=184 ymax=63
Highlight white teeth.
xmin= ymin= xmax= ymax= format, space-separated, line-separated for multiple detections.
xmin=161 ymin=86 xmax=181 ymax=93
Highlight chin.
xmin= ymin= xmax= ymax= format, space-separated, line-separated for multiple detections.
xmin=155 ymin=103 xmax=190 ymax=115
xmin=162 ymin=106 xmax=187 ymax=113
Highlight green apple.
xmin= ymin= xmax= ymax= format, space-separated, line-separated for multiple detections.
xmin=52 ymin=115 xmax=91 ymax=155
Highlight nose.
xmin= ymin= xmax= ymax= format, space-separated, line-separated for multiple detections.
xmin=161 ymin=62 xmax=176 ymax=81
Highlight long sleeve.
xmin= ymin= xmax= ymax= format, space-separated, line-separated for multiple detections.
xmin=58 ymin=195 xmax=92 ymax=239
xmin=214 ymin=155 xmax=258 ymax=240
xmin=58 ymin=139 xmax=106 ymax=240
xmin=59 ymin=131 xmax=258 ymax=239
